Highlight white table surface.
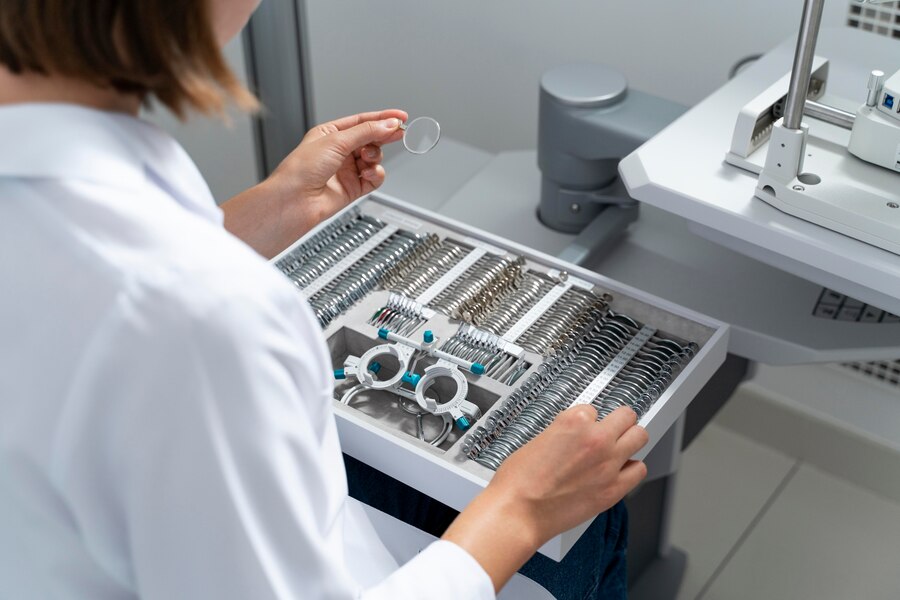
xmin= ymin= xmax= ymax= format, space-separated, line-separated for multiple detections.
xmin=619 ymin=27 xmax=900 ymax=316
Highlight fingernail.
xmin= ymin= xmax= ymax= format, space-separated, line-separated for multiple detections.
xmin=361 ymin=167 xmax=376 ymax=179
xmin=381 ymin=118 xmax=400 ymax=131
xmin=365 ymin=148 xmax=378 ymax=159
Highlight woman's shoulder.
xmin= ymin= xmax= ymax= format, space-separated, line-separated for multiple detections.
xmin=2 ymin=172 xmax=310 ymax=343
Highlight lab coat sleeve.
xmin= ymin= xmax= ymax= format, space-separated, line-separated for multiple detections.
xmin=55 ymin=274 xmax=494 ymax=600
xmin=366 ymin=540 xmax=496 ymax=598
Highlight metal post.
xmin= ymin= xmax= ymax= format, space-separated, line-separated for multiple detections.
xmin=783 ymin=0 xmax=826 ymax=130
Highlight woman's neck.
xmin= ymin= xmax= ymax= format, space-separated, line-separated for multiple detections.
xmin=0 ymin=66 xmax=141 ymax=115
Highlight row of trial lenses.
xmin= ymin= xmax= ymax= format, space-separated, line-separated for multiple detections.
xmin=462 ymin=357 xmax=561 ymax=459
xmin=377 ymin=234 xmax=441 ymax=291
xmin=430 ymin=255 xmax=523 ymax=319
xmin=287 ymin=216 xmax=385 ymax=289
xmin=367 ymin=238 xmax=469 ymax=336
xmin=456 ymin=267 xmax=522 ymax=325
xmin=516 ymin=288 xmax=610 ymax=355
xmin=443 ymin=289 xmax=609 ymax=388
xmin=440 ymin=325 xmax=529 ymax=385
xmin=461 ymin=310 xmax=607 ymax=459
xmin=476 ymin=272 xmax=555 ymax=335
xmin=384 ymin=238 xmax=471 ymax=299
xmin=472 ymin=314 xmax=696 ymax=470
xmin=368 ymin=292 xmax=430 ymax=337
xmin=315 ymin=229 xmax=427 ymax=301
xmin=480 ymin=318 xmax=637 ymax=460
xmin=310 ymin=230 xmax=427 ymax=327
xmin=276 ymin=207 xmax=362 ymax=277
xmin=591 ymin=313 xmax=698 ymax=419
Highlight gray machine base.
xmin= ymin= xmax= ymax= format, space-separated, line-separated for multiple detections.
xmin=628 ymin=547 xmax=689 ymax=600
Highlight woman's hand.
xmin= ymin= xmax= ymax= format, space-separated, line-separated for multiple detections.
xmin=222 ymin=109 xmax=407 ymax=258
xmin=442 ymin=405 xmax=648 ymax=593
xmin=269 ymin=109 xmax=407 ymax=224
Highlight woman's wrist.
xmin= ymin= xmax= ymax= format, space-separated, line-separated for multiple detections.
xmin=223 ymin=173 xmax=333 ymax=258
xmin=441 ymin=484 xmax=545 ymax=592
xmin=260 ymin=172 xmax=346 ymax=240
xmin=221 ymin=179 xmax=294 ymax=258
xmin=483 ymin=484 xmax=547 ymax=548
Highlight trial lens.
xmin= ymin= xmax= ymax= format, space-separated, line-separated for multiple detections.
xmin=400 ymin=117 xmax=441 ymax=154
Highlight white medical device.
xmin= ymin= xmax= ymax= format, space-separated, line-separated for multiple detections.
xmin=734 ymin=0 xmax=900 ymax=256
xmin=848 ymin=68 xmax=900 ymax=172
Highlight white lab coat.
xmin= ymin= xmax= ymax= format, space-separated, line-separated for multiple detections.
xmin=0 ymin=104 xmax=493 ymax=600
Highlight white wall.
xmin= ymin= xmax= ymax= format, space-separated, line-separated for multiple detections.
xmin=305 ymin=0 xmax=849 ymax=153
xmin=142 ymin=38 xmax=259 ymax=204
xmin=135 ymin=2 xmax=855 ymax=195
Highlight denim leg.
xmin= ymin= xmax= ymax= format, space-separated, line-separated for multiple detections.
xmin=517 ymin=502 xmax=628 ymax=600
xmin=344 ymin=455 xmax=628 ymax=599
xmin=344 ymin=454 xmax=459 ymax=536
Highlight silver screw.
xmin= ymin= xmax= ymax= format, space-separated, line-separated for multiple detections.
xmin=570 ymin=203 xmax=581 ymax=213
xmin=867 ymin=70 xmax=886 ymax=107
xmin=792 ymin=185 xmax=805 ymax=192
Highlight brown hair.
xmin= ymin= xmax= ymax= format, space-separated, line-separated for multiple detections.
xmin=0 ymin=0 xmax=257 ymax=118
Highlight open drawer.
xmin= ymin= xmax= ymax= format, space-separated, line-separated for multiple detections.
xmin=271 ymin=192 xmax=729 ymax=560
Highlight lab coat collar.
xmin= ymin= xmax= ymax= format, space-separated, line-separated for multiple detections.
xmin=0 ymin=103 xmax=221 ymax=221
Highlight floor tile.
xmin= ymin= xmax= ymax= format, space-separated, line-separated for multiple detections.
xmin=717 ymin=377 xmax=900 ymax=506
xmin=701 ymin=464 xmax=900 ymax=600
xmin=669 ymin=424 xmax=797 ymax=600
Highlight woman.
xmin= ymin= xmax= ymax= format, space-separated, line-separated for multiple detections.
xmin=0 ymin=1 xmax=649 ymax=598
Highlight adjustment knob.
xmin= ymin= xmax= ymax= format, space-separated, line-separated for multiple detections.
xmin=867 ymin=69 xmax=885 ymax=107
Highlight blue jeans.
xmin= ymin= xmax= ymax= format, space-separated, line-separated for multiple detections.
xmin=344 ymin=455 xmax=628 ymax=600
